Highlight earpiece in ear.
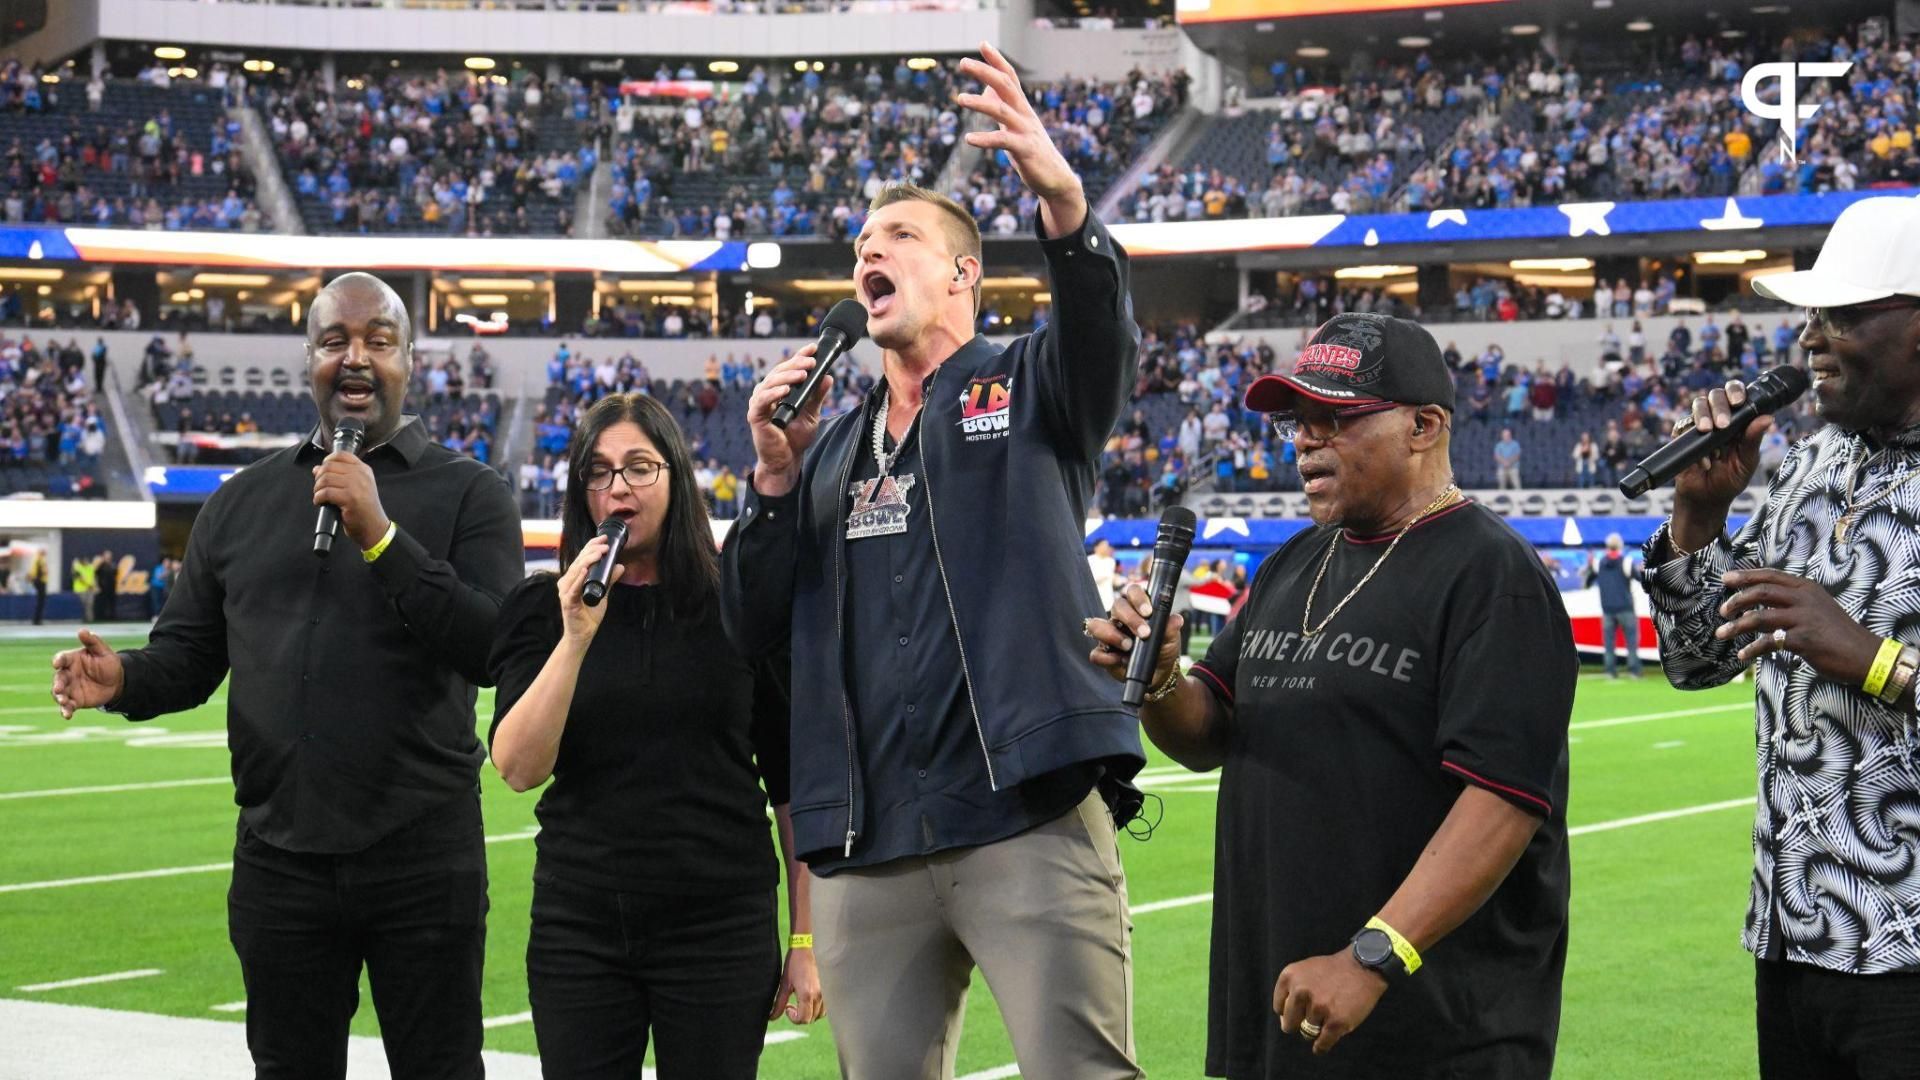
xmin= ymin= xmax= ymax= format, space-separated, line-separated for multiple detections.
xmin=954 ymin=256 xmax=968 ymax=284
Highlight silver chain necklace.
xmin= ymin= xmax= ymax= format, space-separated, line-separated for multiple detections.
xmin=871 ymin=385 xmax=920 ymax=477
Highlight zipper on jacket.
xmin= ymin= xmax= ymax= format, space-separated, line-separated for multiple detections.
xmin=917 ymin=367 xmax=999 ymax=791
xmin=832 ymin=405 xmax=861 ymax=857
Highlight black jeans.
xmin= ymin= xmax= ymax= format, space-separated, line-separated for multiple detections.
xmin=1756 ymin=957 xmax=1920 ymax=1079
xmin=526 ymin=868 xmax=780 ymax=1080
xmin=226 ymin=794 xmax=488 ymax=1080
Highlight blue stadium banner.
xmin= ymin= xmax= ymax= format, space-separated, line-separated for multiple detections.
xmin=1107 ymin=188 xmax=1920 ymax=256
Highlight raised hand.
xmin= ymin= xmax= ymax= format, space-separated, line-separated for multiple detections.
xmin=954 ymin=42 xmax=1087 ymax=237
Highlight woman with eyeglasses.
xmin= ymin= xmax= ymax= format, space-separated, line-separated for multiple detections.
xmin=488 ymin=392 xmax=821 ymax=1079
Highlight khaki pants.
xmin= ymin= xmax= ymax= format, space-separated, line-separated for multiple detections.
xmin=811 ymin=790 xmax=1142 ymax=1080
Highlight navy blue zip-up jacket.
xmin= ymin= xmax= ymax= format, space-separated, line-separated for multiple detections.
xmin=720 ymin=212 xmax=1148 ymax=864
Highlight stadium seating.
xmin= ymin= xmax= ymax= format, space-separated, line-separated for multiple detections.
xmin=0 ymin=68 xmax=260 ymax=229
xmin=257 ymin=70 xmax=590 ymax=236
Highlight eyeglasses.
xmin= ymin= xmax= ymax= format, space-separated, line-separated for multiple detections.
xmin=1804 ymin=298 xmax=1920 ymax=340
xmin=1267 ymin=401 xmax=1402 ymax=443
xmin=582 ymin=461 xmax=669 ymax=491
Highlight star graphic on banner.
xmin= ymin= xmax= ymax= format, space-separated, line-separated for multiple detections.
xmin=1699 ymin=197 xmax=1764 ymax=231
xmin=1427 ymin=209 xmax=1468 ymax=228
xmin=1558 ymin=202 xmax=1616 ymax=237
xmin=1202 ymin=518 xmax=1250 ymax=540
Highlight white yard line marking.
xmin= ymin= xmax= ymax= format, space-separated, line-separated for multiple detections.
xmin=1652 ymin=740 xmax=1687 ymax=750
xmin=0 ymin=830 xmax=540 ymax=894
xmin=1568 ymin=797 xmax=1753 ymax=836
xmin=208 ymin=1001 xmax=247 ymax=1013
xmin=19 ymin=969 xmax=163 ymax=992
xmin=957 ymin=1067 xmax=1023 ymax=1080
xmin=1569 ymin=703 xmax=1749 ymax=731
xmin=1129 ymin=892 xmax=1212 ymax=915
xmin=0 ymin=778 xmax=229 ymax=800
xmin=481 ymin=1011 xmax=532 ymax=1029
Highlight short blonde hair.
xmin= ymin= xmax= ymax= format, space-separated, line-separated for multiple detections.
xmin=865 ymin=184 xmax=983 ymax=316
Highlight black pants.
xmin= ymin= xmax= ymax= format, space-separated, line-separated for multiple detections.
xmin=31 ymin=583 xmax=44 ymax=624
xmin=1756 ymin=957 xmax=1920 ymax=1079
xmin=526 ymin=868 xmax=780 ymax=1080
xmin=226 ymin=795 xmax=488 ymax=1080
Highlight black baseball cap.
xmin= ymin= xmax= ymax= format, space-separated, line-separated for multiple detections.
xmin=1244 ymin=313 xmax=1456 ymax=414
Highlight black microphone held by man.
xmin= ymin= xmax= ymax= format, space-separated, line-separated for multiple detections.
xmin=1123 ymin=506 xmax=1196 ymax=707
xmin=771 ymin=298 xmax=868 ymax=429
xmin=1617 ymin=365 xmax=1808 ymax=497
xmin=312 ymin=416 xmax=366 ymax=556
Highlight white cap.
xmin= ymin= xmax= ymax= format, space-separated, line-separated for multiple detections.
xmin=1751 ymin=196 xmax=1920 ymax=307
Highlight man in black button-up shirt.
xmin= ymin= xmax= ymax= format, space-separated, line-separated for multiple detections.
xmin=52 ymin=273 xmax=523 ymax=1079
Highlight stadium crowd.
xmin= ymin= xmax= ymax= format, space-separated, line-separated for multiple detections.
xmin=604 ymin=58 xmax=963 ymax=240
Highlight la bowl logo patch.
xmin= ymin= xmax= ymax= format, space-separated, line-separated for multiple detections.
xmin=958 ymin=374 xmax=1012 ymax=442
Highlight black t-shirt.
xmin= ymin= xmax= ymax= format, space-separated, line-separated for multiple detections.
xmin=488 ymin=576 xmax=790 ymax=895
xmin=1191 ymin=501 xmax=1574 ymax=1080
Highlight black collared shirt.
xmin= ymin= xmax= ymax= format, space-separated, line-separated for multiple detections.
xmin=815 ymin=407 xmax=1095 ymax=875
xmin=113 ymin=417 xmax=525 ymax=854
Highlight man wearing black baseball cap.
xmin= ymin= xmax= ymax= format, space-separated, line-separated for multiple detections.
xmin=1088 ymin=312 xmax=1577 ymax=1077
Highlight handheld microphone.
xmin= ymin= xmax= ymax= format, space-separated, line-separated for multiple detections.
xmin=312 ymin=417 xmax=367 ymax=557
xmin=772 ymin=298 xmax=868 ymax=429
xmin=1123 ymin=505 xmax=1198 ymax=708
xmin=582 ymin=516 xmax=629 ymax=608
xmin=1616 ymin=366 xmax=1808 ymax=498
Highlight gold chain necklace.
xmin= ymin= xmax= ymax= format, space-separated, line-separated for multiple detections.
xmin=1834 ymin=440 xmax=1920 ymax=546
xmin=1301 ymin=485 xmax=1461 ymax=638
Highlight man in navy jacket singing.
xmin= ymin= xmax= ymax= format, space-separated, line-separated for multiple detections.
xmin=721 ymin=42 xmax=1147 ymax=1080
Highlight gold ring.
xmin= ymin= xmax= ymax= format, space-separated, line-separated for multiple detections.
xmin=1299 ymin=1020 xmax=1322 ymax=1040
xmin=1773 ymin=628 xmax=1788 ymax=648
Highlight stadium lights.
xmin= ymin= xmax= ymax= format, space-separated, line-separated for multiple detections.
xmin=464 ymin=57 xmax=497 ymax=71
xmin=243 ymin=60 xmax=276 ymax=73
xmin=35 ymin=285 xmax=51 ymax=296
xmin=168 ymin=291 xmax=193 ymax=303
xmin=1333 ymin=265 xmax=1417 ymax=279
xmin=709 ymin=61 xmax=739 ymax=74
xmin=167 ymin=67 xmax=199 ymax=80
xmin=813 ymin=62 xmax=826 ymax=72
xmin=1398 ymin=36 xmax=1432 ymax=48
xmin=613 ymin=280 xmax=697 ymax=293
xmin=187 ymin=288 xmax=205 ymax=299
xmin=1626 ymin=19 xmax=1653 ymax=30
xmin=153 ymin=46 xmax=187 ymax=61
xmin=794 ymin=61 xmax=810 ymax=72
xmin=1507 ymin=24 xmax=1541 ymax=35
xmin=746 ymin=242 xmax=783 ymax=269
xmin=1297 ymin=46 xmax=1330 ymax=58
xmin=41 ymin=74 xmax=58 ymax=84
xmin=1509 ymin=258 xmax=1594 ymax=272
xmin=1034 ymin=291 xmax=1052 ymax=304
xmin=465 ymin=294 xmax=511 ymax=306
xmin=0 ymin=268 xmax=63 ymax=282
xmin=907 ymin=57 xmax=939 ymax=71
xmin=1692 ymin=249 xmax=1770 ymax=264
xmin=456 ymin=277 xmax=538 ymax=291
xmin=192 ymin=273 xmax=275 ymax=287
xmin=1721 ymin=28 xmax=1746 ymax=38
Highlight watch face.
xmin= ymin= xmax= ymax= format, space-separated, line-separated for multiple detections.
xmin=1354 ymin=928 xmax=1395 ymax=968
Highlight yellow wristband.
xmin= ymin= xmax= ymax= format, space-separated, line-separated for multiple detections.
xmin=361 ymin=522 xmax=398 ymax=564
xmin=1864 ymin=637 xmax=1905 ymax=698
xmin=1366 ymin=916 xmax=1422 ymax=976
xmin=788 ymin=933 xmax=813 ymax=950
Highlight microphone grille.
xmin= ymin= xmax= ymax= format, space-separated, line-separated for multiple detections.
xmin=823 ymin=298 xmax=869 ymax=344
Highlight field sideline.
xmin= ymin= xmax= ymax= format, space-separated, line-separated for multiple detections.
xmin=0 ymin=631 xmax=1766 ymax=1078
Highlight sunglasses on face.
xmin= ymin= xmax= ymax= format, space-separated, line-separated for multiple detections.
xmin=1267 ymin=400 xmax=1402 ymax=443
xmin=1803 ymin=297 xmax=1920 ymax=340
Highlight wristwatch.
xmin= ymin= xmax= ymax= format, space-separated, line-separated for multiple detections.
xmin=1351 ymin=927 xmax=1410 ymax=981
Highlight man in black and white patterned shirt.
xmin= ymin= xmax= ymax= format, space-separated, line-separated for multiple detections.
xmin=1645 ymin=195 xmax=1920 ymax=1079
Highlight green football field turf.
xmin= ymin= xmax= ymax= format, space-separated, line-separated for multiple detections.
xmin=0 ymin=632 xmax=1765 ymax=1078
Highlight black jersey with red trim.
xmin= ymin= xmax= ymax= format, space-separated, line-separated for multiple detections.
xmin=1191 ymin=499 xmax=1573 ymax=1080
